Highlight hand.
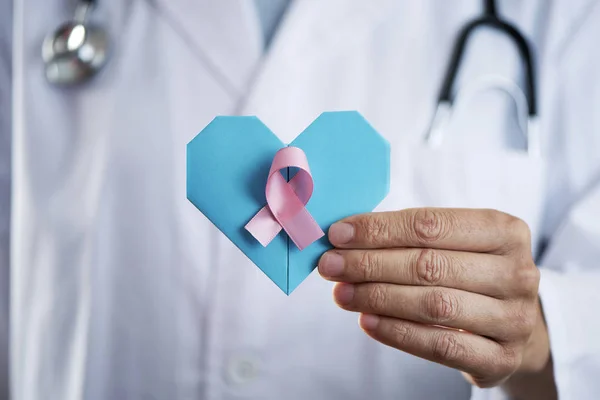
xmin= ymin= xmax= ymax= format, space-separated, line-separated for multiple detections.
xmin=318 ymin=208 xmax=551 ymax=388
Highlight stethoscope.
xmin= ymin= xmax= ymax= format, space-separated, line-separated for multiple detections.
xmin=42 ymin=0 xmax=537 ymax=153
xmin=42 ymin=0 xmax=108 ymax=86
xmin=424 ymin=0 xmax=539 ymax=156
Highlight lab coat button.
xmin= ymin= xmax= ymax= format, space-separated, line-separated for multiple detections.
xmin=226 ymin=355 xmax=260 ymax=385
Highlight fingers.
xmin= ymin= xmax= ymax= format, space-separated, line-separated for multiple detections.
xmin=326 ymin=208 xmax=539 ymax=387
xmin=358 ymin=315 xmax=518 ymax=387
xmin=333 ymin=283 xmax=519 ymax=340
xmin=328 ymin=208 xmax=531 ymax=255
xmin=318 ymin=248 xmax=517 ymax=299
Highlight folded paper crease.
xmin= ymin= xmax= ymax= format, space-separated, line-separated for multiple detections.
xmin=187 ymin=111 xmax=390 ymax=294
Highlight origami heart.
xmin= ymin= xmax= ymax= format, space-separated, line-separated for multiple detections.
xmin=187 ymin=111 xmax=390 ymax=294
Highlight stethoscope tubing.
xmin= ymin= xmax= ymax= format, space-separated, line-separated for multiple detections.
xmin=425 ymin=0 xmax=539 ymax=156
xmin=437 ymin=14 xmax=537 ymax=117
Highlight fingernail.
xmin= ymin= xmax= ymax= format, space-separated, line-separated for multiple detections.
xmin=319 ymin=252 xmax=345 ymax=277
xmin=359 ymin=314 xmax=380 ymax=330
xmin=329 ymin=223 xmax=354 ymax=245
xmin=334 ymin=283 xmax=355 ymax=305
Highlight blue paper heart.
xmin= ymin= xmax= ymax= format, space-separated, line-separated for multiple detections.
xmin=187 ymin=111 xmax=390 ymax=294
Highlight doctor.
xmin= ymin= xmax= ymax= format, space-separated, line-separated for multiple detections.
xmin=3 ymin=0 xmax=600 ymax=399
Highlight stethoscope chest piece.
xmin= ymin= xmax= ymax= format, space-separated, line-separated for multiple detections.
xmin=42 ymin=0 xmax=108 ymax=86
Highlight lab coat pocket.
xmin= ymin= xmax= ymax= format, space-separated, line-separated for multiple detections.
xmin=377 ymin=142 xmax=546 ymax=246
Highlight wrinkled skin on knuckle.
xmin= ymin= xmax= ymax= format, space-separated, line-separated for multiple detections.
xmin=519 ymin=263 xmax=541 ymax=298
xmin=507 ymin=301 xmax=538 ymax=341
xmin=432 ymin=332 xmax=464 ymax=362
xmin=492 ymin=298 xmax=535 ymax=343
xmin=494 ymin=345 xmax=521 ymax=379
xmin=424 ymin=289 xmax=459 ymax=323
xmin=497 ymin=212 xmax=532 ymax=253
xmin=390 ymin=322 xmax=413 ymax=347
xmin=366 ymin=284 xmax=389 ymax=312
xmin=468 ymin=347 xmax=518 ymax=388
xmin=411 ymin=209 xmax=454 ymax=245
xmin=360 ymin=214 xmax=393 ymax=245
xmin=415 ymin=249 xmax=446 ymax=285
xmin=507 ymin=258 xmax=540 ymax=298
xmin=357 ymin=251 xmax=383 ymax=281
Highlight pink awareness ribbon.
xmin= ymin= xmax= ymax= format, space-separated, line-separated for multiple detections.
xmin=245 ymin=146 xmax=325 ymax=250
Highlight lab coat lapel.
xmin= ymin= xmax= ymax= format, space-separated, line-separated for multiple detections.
xmin=151 ymin=0 xmax=263 ymax=96
xmin=238 ymin=0 xmax=392 ymax=142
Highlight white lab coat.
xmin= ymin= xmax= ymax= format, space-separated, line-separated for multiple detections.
xmin=4 ymin=0 xmax=600 ymax=399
